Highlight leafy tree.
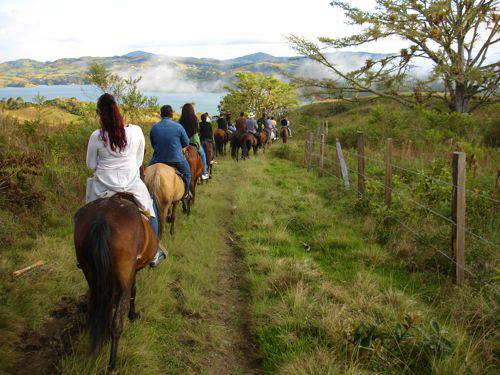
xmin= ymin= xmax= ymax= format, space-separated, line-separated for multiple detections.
xmin=85 ymin=63 xmax=126 ymax=101
xmin=288 ymin=0 xmax=499 ymax=113
xmin=85 ymin=63 xmax=159 ymax=122
xmin=32 ymin=93 xmax=48 ymax=122
xmin=219 ymin=72 xmax=299 ymax=116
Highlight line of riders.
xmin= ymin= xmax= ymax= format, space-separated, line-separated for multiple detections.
xmin=75 ymin=93 xmax=293 ymax=371
xmin=83 ymin=93 xmax=292 ymax=269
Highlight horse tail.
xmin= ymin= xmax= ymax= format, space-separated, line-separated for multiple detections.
xmin=145 ymin=166 xmax=164 ymax=214
xmin=84 ymin=216 xmax=113 ymax=351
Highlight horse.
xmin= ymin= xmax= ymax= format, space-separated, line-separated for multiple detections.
xmin=214 ymin=128 xmax=227 ymax=156
xmin=281 ymin=127 xmax=288 ymax=144
xmin=144 ymin=164 xmax=185 ymax=236
xmin=74 ymin=195 xmax=157 ymax=372
xmin=259 ymin=131 xmax=268 ymax=153
xmin=184 ymin=145 xmax=203 ymax=207
xmin=241 ymin=133 xmax=257 ymax=160
xmin=201 ymin=139 xmax=214 ymax=178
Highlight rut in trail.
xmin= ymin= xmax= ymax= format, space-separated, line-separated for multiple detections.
xmin=201 ymin=228 xmax=261 ymax=374
xmin=9 ymin=295 xmax=87 ymax=375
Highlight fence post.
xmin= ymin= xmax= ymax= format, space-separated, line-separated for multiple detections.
xmin=319 ymin=134 xmax=325 ymax=176
xmin=302 ymin=134 xmax=308 ymax=167
xmin=385 ymin=138 xmax=393 ymax=205
xmin=357 ymin=131 xmax=365 ymax=196
xmin=451 ymin=152 xmax=466 ymax=286
xmin=335 ymin=138 xmax=350 ymax=189
xmin=307 ymin=131 xmax=314 ymax=171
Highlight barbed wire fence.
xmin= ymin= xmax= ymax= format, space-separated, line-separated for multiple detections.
xmin=301 ymin=124 xmax=499 ymax=288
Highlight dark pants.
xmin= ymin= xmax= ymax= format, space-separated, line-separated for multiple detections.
xmin=161 ymin=158 xmax=191 ymax=194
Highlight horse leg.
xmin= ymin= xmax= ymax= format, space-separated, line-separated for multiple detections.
xmin=128 ymin=277 xmax=140 ymax=321
xmin=170 ymin=202 xmax=178 ymax=236
xmin=109 ymin=288 xmax=130 ymax=372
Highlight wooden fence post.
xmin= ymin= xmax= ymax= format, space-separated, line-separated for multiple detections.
xmin=319 ymin=133 xmax=325 ymax=176
xmin=385 ymin=138 xmax=393 ymax=205
xmin=451 ymin=152 xmax=466 ymax=286
xmin=307 ymin=131 xmax=314 ymax=171
xmin=303 ymin=134 xmax=308 ymax=167
xmin=357 ymin=131 xmax=365 ymax=196
xmin=335 ymin=138 xmax=350 ymax=189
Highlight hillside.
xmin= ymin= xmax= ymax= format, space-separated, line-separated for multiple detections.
xmin=0 ymin=51 xmax=386 ymax=90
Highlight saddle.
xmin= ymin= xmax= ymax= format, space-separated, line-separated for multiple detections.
xmin=112 ymin=193 xmax=150 ymax=219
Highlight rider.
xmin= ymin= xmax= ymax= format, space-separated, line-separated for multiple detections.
xmin=199 ymin=112 xmax=215 ymax=159
xmin=149 ymin=104 xmax=192 ymax=204
xmin=226 ymin=112 xmax=234 ymax=132
xmin=281 ymin=116 xmax=292 ymax=137
xmin=86 ymin=93 xmax=165 ymax=267
xmin=179 ymin=103 xmax=209 ymax=180
xmin=246 ymin=112 xmax=261 ymax=146
xmin=264 ymin=116 xmax=272 ymax=143
xmin=217 ymin=114 xmax=228 ymax=131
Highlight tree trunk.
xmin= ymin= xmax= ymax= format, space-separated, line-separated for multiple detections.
xmin=450 ymin=83 xmax=469 ymax=113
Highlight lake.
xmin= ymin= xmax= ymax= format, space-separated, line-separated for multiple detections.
xmin=0 ymin=85 xmax=225 ymax=114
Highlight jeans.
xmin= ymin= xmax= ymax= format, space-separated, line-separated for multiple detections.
xmin=265 ymin=129 xmax=270 ymax=141
xmin=149 ymin=198 xmax=159 ymax=239
xmin=199 ymin=145 xmax=208 ymax=175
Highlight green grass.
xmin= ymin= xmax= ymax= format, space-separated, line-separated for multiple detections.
xmin=1 ymin=102 xmax=498 ymax=373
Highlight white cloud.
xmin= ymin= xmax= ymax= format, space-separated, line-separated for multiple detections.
xmin=0 ymin=0 xmax=410 ymax=62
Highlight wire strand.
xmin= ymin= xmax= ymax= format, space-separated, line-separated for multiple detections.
xmin=323 ymin=143 xmax=500 ymax=204
xmin=311 ymin=151 xmax=500 ymax=251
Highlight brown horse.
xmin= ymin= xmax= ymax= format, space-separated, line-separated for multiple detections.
xmin=74 ymin=195 xmax=157 ymax=372
xmin=144 ymin=164 xmax=185 ymax=235
xmin=184 ymin=145 xmax=203 ymax=207
xmin=259 ymin=131 xmax=268 ymax=153
xmin=201 ymin=139 xmax=214 ymax=178
xmin=281 ymin=127 xmax=288 ymax=143
xmin=241 ymin=133 xmax=257 ymax=160
xmin=214 ymin=128 xmax=227 ymax=156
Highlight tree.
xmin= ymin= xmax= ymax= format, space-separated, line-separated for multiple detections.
xmin=86 ymin=62 xmax=126 ymax=101
xmin=32 ymin=93 xmax=47 ymax=122
xmin=85 ymin=63 xmax=159 ymax=122
xmin=219 ymin=72 xmax=299 ymax=116
xmin=288 ymin=0 xmax=499 ymax=113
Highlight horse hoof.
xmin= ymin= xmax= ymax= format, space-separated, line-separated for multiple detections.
xmin=128 ymin=311 xmax=141 ymax=321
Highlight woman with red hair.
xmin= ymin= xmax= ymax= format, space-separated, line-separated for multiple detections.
xmin=85 ymin=93 xmax=165 ymax=266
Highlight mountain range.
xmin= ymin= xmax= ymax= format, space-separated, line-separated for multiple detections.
xmin=0 ymin=50 xmax=388 ymax=90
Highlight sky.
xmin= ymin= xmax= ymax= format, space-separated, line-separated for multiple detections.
xmin=0 ymin=0 xmax=412 ymax=62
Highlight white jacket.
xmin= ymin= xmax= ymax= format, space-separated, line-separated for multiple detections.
xmin=85 ymin=125 xmax=155 ymax=217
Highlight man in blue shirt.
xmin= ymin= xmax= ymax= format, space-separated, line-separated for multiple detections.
xmin=149 ymin=105 xmax=192 ymax=199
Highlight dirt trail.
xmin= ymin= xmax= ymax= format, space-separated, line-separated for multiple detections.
xmin=200 ymin=228 xmax=261 ymax=374
xmin=9 ymin=295 xmax=87 ymax=375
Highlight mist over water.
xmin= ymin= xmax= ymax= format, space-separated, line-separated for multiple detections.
xmin=0 ymin=85 xmax=225 ymax=114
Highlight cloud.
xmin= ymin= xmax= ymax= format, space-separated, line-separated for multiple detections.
xmin=113 ymin=58 xmax=225 ymax=93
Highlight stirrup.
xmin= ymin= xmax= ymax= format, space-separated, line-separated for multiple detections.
xmin=150 ymin=249 xmax=167 ymax=268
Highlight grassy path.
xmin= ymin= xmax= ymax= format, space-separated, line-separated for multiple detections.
xmin=3 ymin=145 xmax=494 ymax=374
xmin=57 ymin=157 xmax=261 ymax=374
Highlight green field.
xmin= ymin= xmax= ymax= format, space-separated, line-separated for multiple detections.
xmin=0 ymin=99 xmax=498 ymax=373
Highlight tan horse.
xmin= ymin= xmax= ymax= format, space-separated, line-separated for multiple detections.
xmin=144 ymin=163 xmax=185 ymax=236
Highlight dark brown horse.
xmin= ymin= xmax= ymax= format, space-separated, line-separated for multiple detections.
xmin=241 ymin=133 xmax=257 ymax=160
xmin=74 ymin=195 xmax=157 ymax=372
xmin=281 ymin=127 xmax=288 ymax=143
xmin=201 ymin=139 xmax=214 ymax=178
xmin=214 ymin=128 xmax=227 ymax=156
xmin=184 ymin=145 xmax=203 ymax=207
